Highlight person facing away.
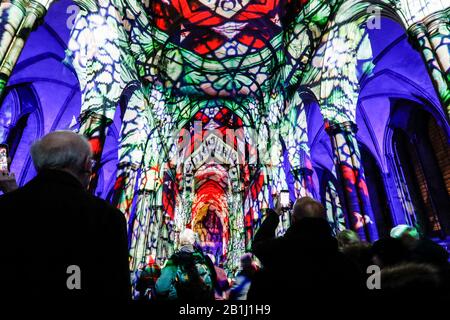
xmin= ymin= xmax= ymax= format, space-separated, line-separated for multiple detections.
xmin=390 ymin=224 xmax=449 ymax=268
xmin=390 ymin=224 xmax=450 ymax=293
xmin=206 ymin=254 xmax=230 ymax=300
xmin=248 ymin=196 xmax=363 ymax=301
xmin=337 ymin=229 xmax=373 ymax=276
xmin=337 ymin=229 xmax=362 ymax=250
xmin=0 ymin=156 xmax=18 ymax=194
xmin=155 ymin=228 xmax=216 ymax=301
xmin=135 ymin=257 xmax=161 ymax=301
xmin=229 ymin=253 xmax=258 ymax=301
xmin=0 ymin=131 xmax=130 ymax=301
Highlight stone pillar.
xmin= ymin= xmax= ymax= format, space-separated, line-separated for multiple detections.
xmin=426 ymin=9 xmax=450 ymax=85
xmin=78 ymin=111 xmax=112 ymax=192
xmin=226 ymin=164 xmax=246 ymax=275
xmin=0 ymin=0 xmax=55 ymax=97
xmin=0 ymin=0 xmax=28 ymax=94
xmin=292 ymin=163 xmax=316 ymax=198
xmin=285 ymin=94 xmax=316 ymax=199
xmin=0 ymin=0 xmax=28 ymax=65
xmin=326 ymin=121 xmax=378 ymax=241
xmin=408 ymin=9 xmax=450 ymax=117
xmin=129 ymin=164 xmax=164 ymax=271
xmin=112 ymin=163 xmax=139 ymax=220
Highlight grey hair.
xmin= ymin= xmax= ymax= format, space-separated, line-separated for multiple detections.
xmin=179 ymin=228 xmax=196 ymax=246
xmin=30 ymin=131 xmax=92 ymax=173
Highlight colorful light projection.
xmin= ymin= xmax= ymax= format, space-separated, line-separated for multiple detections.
xmin=0 ymin=0 xmax=447 ymax=277
xmin=63 ymin=0 xmax=449 ymax=275
xmin=66 ymin=0 xmax=330 ymax=274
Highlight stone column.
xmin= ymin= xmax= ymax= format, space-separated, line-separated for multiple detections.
xmin=0 ymin=0 xmax=28 ymax=65
xmin=426 ymin=9 xmax=450 ymax=85
xmin=226 ymin=163 xmax=245 ymax=275
xmin=0 ymin=0 xmax=55 ymax=97
xmin=112 ymin=163 xmax=139 ymax=220
xmin=326 ymin=121 xmax=378 ymax=241
xmin=285 ymin=94 xmax=317 ymax=199
xmin=408 ymin=9 xmax=450 ymax=117
xmin=78 ymin=111 xmax=112 ymax=192
xmin=292 ymin=163 xmax=316 ymax=198
xmin=129 ymin=164 xmax=164 ymax=271
xmin=0 ymin=0 xmax=28 ymax=94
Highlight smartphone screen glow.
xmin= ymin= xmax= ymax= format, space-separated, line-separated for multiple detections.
xmin=0 ymin=147 xmax=8 ymax=172
xmin=280 ymin=191 xmax=290 ymax=208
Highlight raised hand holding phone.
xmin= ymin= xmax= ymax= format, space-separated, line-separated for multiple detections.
xmin=272 ymin=190 xmax=292 ymax=215
xmin=0 ymin=144 xmax=18 ymax=193
xmin=0 ymin=144 xmax=8 ymax=172
xmin=280 ymin=190 xmax=290 ymax=209
xmin=271 ymin=192 xmax=281 ymax=216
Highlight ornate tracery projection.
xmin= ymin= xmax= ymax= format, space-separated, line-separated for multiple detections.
xmin=0 ymin=0 xmax=449 ymax=288
xmin=29 ymin=0 xmax=444 ymax=273
xmin=63 ymin=0 xmax=326 ymax=273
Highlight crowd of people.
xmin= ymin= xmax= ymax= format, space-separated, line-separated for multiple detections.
xmin=133 ymin=198 xmax=449 ymax=303
xmin=0 ymin=131 xmax=449 ymax=304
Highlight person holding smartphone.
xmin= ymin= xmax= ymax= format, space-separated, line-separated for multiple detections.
xmin=0 ymin=144 xmax=18 ymax=193
xmin=248 ymin=195 xmax=363 ymax=302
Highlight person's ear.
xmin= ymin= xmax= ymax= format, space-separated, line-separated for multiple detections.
xmin=291 ymin=214 xmax=297 ymax=225
xmin=83 ymin=156 xmax=92 ymax=174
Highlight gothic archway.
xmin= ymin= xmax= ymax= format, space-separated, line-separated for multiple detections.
xmin=389 ymin=101 xmax=450 ymax=238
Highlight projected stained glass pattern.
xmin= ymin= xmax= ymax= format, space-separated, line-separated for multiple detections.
xmin=66 ymin=0 xmax=439 ymax=274
xmin=66 ymin=0 xmax=346 ymax=273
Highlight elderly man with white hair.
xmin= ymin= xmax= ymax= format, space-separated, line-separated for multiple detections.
xmin=155 ymin=228 xmax=217 ymax=301
xmin=0 ymin=131 xmax=130 ymax=301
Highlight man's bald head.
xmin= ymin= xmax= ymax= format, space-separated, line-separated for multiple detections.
xmin=292 ymin=197 xmax=326 ymax=223
xmin=31 ymin=131 xmax=92 ymax=187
